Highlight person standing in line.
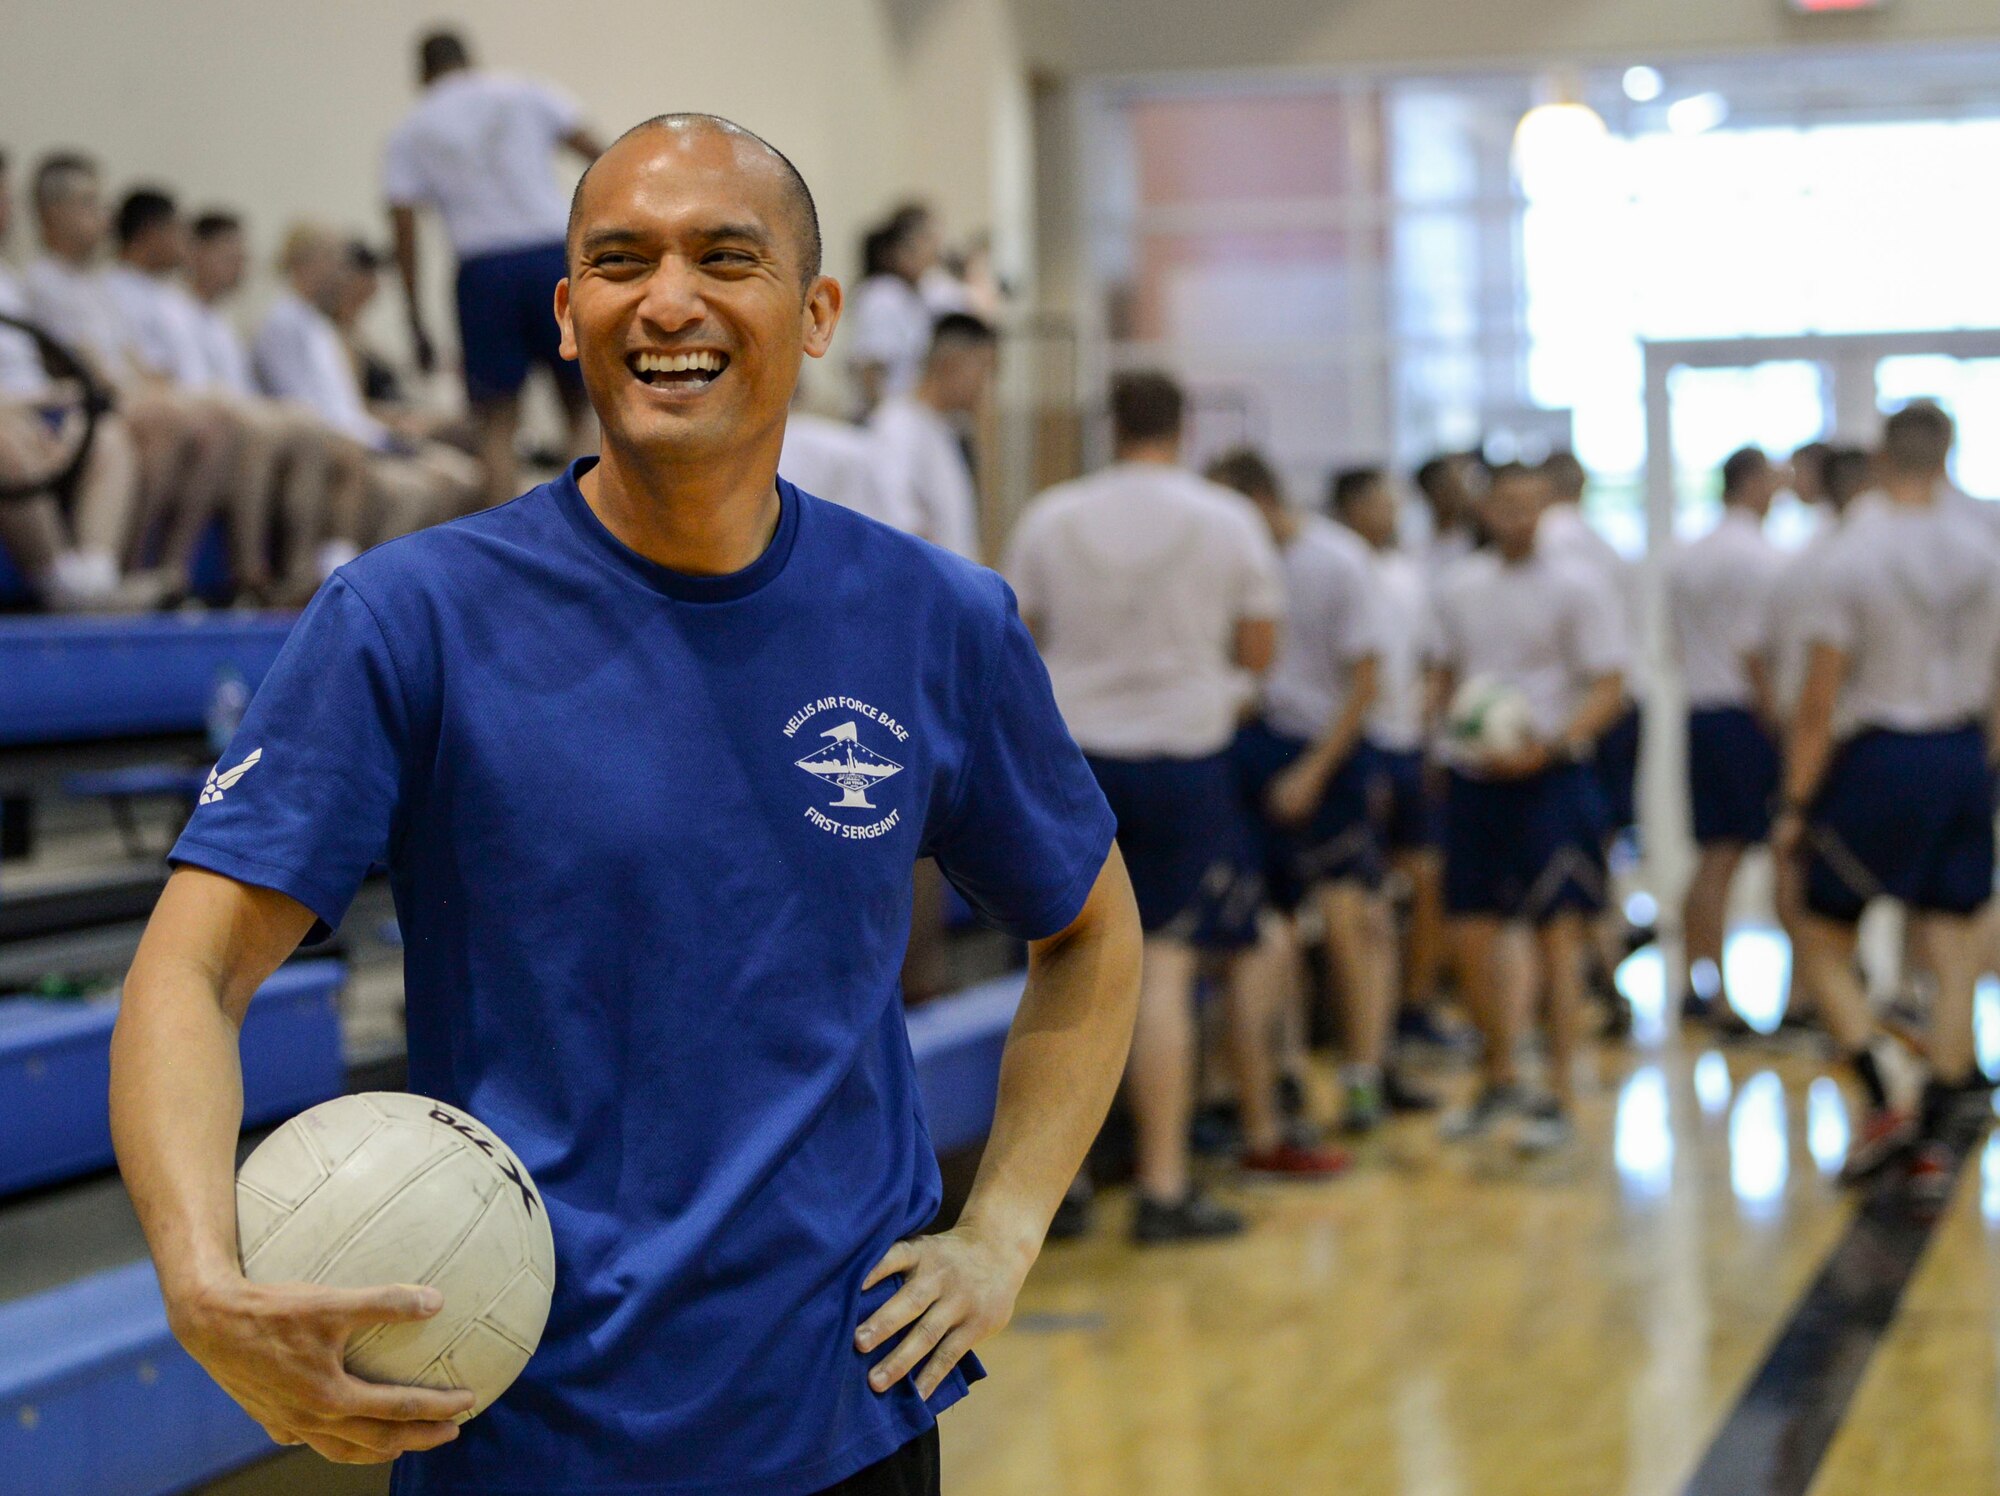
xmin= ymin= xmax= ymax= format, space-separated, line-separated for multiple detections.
xmin=846 ymin=206 xmax=943 ymax=416
xmin=870 ymin=313 xmax=994 ymax=561
xmin=1007 ymin=372 xmax=1286 ymax=1241
xmin=1666 ymin=447 xmax=1786 ymax=1030
xmin=1412 ymin=451 xmax=1482 ymax=579
xmin=1331 ymin=465 xmax=1455 ymax=1066
xmin=1431 ymin=464 xmax=1628 ymax=1153
xmin=1777 ymin=402 xmax=2000 ymax=1192
xmin=1766 ymin=444 xmax=1873 ymax=1031
xmin=384 ymin=28 xmax=602 ymax=511
xmin=1539 ymin=449 xmax=1643 ymax=1032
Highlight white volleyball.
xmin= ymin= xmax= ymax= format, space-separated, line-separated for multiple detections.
xmin=235 ymin=1092 xmax=556 ymax=1420
xmin=1445 ymin=675 xmax=1536 ymax=764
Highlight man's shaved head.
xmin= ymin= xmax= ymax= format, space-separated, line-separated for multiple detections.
xmin=568 ymin=114 xmax=822 ymax=285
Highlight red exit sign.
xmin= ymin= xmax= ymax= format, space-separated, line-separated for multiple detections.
xmin=1790 ymin=0 xmax=1889 ymax=10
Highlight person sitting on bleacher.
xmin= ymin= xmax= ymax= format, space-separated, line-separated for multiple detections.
xmin=0 ymin=147 xmax=157 ymax=610
xmin=184 ymin=210 xmax=370 ymax=601
xmin=254 ymin=223 xmax=479 ymax=548
xmin=107 ymin=190 xmax=371 ymax=604
xmin=23 ymin=152 xmax=236 ymax=596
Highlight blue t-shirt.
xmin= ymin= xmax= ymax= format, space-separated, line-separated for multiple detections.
xmin=171 ymin=459 xmax=1115 ymax=1496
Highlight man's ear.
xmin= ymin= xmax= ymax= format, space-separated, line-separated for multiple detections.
xmin=554 ymin=277 xmax=578 ymax=361
xmin=801 ymin=274 xmax=843 ymax=360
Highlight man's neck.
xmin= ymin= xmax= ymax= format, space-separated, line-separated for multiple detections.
xmin=1263 ymin=505 xmax=1300 ymax=546
xmin=1498 ymin=539 xmax=1536 ymax=565
xmin=1115 ymin=441 xmax=1178 ymax=468
xmin=581 ymin=438 xmax=783 ymax=577
xmin=913 ymin=378 xmax=951 ymax=418
xmin=42 ymin=242 xmax=90 ymax=269
xmin=1883 ymin=470 xmax=1941 ymax=508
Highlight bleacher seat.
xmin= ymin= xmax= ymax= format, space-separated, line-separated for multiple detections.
xmin=0 ymin=959 xmax=346 ymax=1198
xmin=906 ymin=972 xmax=1022 ymax=1155
xmin=0 ymin=1259 xmax=270 ymax=1496
xmin=0 ymin=614 xmax=293 ymax=747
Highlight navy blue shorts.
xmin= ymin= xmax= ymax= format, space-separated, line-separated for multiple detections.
xmin=1370 ymin=744 xmax=1442 ymax=853
xmin=454 ymin=240 xmax=583 ymax=403
xmin=1688 ymin=707 xmax=1779 ymax=846
xmin=1231 ymin=720 xmax=1382 ymax=917
xmin=1443 ymin=764 xmax=1608 ymax=923
xmin=1805 ymin=726 xmax=1996 ymax=923
xmin=1593 ymin=704 xmax=1641 ymax=835
xmin=1087 ymin=751 xmax=1257 ymax=948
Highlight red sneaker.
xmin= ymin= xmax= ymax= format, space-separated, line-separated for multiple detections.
xmin=1241 ymin=1141 xmax=1352 ymax=1178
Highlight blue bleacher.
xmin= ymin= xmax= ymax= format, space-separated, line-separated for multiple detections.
xmin=0 ymin=959 xmax=347 ymax=1198
xmin=0 ymin=612 xmax=294 ymax=747
xmin=0 ymin=972 xmax=1019 ymax=1495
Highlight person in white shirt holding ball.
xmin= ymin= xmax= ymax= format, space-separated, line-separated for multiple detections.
xmin=1428 ymin=463 xmax=1628 ymax=1152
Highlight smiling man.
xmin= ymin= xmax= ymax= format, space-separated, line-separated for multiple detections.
xmin=109 ymin=114 xmax=1140 ymax=1496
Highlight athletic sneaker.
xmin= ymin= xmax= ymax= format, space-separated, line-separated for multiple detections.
xmin=1384 ymin=1069 xmax=1441 ymax=1113
xmin=1240 ymin=1140 xmax=1352 ymax=1178
xmin=1439 ymin=1083 xmax=1522 ymax=1141
xmin=1342 ymin=1079 xmax=1386 ymax=1135
xmin=1514 ymin=1100 xmax=1574 ymax=1156
xmin=1906 ymin=1139 xmax=1956 ymax=1207
xmin=1131 ymin=1190 xmax=1248 ymax=1245
xmin=1046 ymin=1178 xmax=1095 ymax=1242
xmin=1840 ymin=1108 xmax=1916 ymax=1185
xmin=1396 ymin=1007 xmax=1470 ymax=1053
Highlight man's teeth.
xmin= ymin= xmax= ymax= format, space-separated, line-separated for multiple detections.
xmin=634 ymin=352 xmax=724 ymax=374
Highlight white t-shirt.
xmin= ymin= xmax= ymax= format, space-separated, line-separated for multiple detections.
xmin=1804 ymin=492 xmax=2000 ymax=739
xmin=1366 ymin=546 xmax=1434 ymax=752
xmin=844 ymin=275 xmax=931 ymax=403
xmin=102 ymin=264 xmax=215 ymax=389
xmin=1432 ymin=548 xmax=1628 ymax=742
xmin=0 ymin=266 xmax=48 ymax=397
xmin=254 ymin=288 xmax=387 ymax=450
xmin=189 ymin=298 xmax=257 ymax=398
xmin=780 ymin=412 xmax=909 ymax=529
xmin=1539 ymin=501 xmax=1644 ymax=692
xmin=1667 ymin=506 xmax=1784 ymax=711
xmin=869 ymin=394 xmax=978 ymax=560
xmin=382 ymin=70 xmax=583 ymax=259
xmin=23 ymin=256 xmax=139 ymax=384
xmin=1769 ymin=515 xmax=1844 ymax=720
xmin=1005 ymin=462 xmax=1286 ymax=759
xmin=1414 ymin=522 xmax=1475 ymax=584
xmin=1261 ymin=516 xmax=1384 ymax=743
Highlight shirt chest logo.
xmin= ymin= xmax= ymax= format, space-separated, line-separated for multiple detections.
xmin=784 ymin=696 xmax=910 ymax=841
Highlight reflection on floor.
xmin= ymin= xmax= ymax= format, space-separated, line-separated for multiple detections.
xmin=941 ymin=929 xmax=1997 ymax=1496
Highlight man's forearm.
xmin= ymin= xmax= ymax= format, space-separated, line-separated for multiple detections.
xmin=109 ymin=962 xmax=251 ymax=1306
xmin=1557 ymin=673 xmax=1625 ymax=750
xmin=390 ymin=209 xmax=423 ymax=329
xmin=955 ymin=864 xmax=1141 ymax=1260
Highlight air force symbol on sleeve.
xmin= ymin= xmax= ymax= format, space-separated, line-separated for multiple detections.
xmin=199 ymin=746 xmax=263 ymax=806
xmin=783 ymin=697 xmax=909 ymax=841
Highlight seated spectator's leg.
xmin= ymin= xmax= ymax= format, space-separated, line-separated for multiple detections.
xmin=415 ymin=439 xmax=485 ymax=520
xmin=224 ymin=401 xmax=286 ymax=599
xmin=366 ymin=455 xmax=445 ymax=543
xmin=0 ymin=496 xmax=64 ymax=597
xmin=155 ymin=398 xmax=246 ymax=585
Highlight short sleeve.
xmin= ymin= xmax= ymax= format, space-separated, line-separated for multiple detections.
xmin=925 ymin=581 xmax=1117 ymax=942
xmin=1802 ymin=547 xmax=1861 ymax=654
xmin=1236 ymin=515 xmax=1286 ymax=622
xmin=1567 ymin=569 xmax=1629 ymax=679
xmin=381 ymin=125 xmax=427 ymax=207
xmin=1332 ymin=552 xmax=1386 ymax=663
xmin=527 ymin=78 xmax=585 ymax=139
xmin=999 ymin=514 xmax=1044 ymax=623
xmin=170 ymin=576 xmax=412 ymax=940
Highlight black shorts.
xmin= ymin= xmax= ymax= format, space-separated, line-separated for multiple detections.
xmin=814 ymin=1428 xmax=940 ymax=1496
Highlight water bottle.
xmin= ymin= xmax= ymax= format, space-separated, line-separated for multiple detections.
xmin=207 ymin=667 xmax=250 ymax=757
